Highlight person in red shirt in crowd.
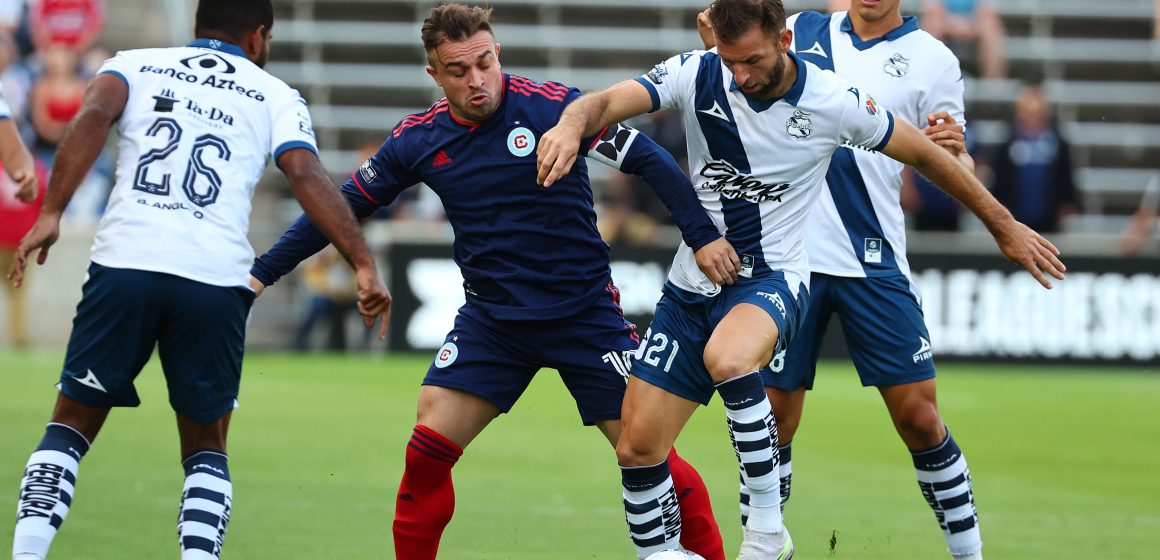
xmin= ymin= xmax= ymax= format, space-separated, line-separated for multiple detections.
xmin=30 ymin=0 xmax=106 ymax=53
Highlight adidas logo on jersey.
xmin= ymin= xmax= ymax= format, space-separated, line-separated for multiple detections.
xmin=432 ymin=150 xmax=453 ymax=167
xmin=913 ymin=337 xmax=933 ymax=363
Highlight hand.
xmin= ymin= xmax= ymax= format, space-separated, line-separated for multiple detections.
xmin=354 ymin=265 xmax=392 ymax=340
xmin=10 ymin=167 xmax=38 ymax=204
xmin=7 ymin=213 xmax=61 ymax=288
xmin=536 ymin=119 xmax=584 ymax=187
xmin=924 ymin=111 xmax=966 ymax=157
xmin=249 ymin=275 xmax=266 ymax=297
xmin=694 ymin=237 xmax=740 ymax=287
xmin=696 ymin=9 xmax=716 ymax=50
xmin=992 ymin=218 xmax=1066 ymax=289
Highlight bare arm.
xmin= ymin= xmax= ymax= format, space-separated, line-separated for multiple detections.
xmin=0 ymin=117 xmax=37 ymax=202
xmin=277 ymin=148 xmax=392 ymax=337
xmin=536 ymin=80 xmax=655 ymax=187
xmin=881 ymin=118 xmax=1066 ymax=288
xmin=7 ymin=74 xmax=126 ymax=286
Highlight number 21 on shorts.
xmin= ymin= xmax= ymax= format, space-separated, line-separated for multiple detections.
xmin=637 ymin=327 xmax=680 ymax=373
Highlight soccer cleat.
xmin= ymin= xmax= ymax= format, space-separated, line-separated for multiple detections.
xmin=736 ymin=527 xmax=794 ymax=560
xmin=952 ymin=551 xmax=983 ymax=560
xmin=14 ymin=553 xmax=45 ymax=560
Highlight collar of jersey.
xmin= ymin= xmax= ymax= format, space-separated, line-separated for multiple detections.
xmin=187 ymin=38 xmax=247 ymax=59
xmin=840 ymin=14 xmax=920 ymax=50
xmin=728 ymin=50 xmax=807 ymax=112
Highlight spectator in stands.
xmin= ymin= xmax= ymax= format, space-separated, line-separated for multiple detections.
xmin=0 ymin=30 xmax=32 ymax=123
xmin=989 ymin=81 xmax=1079 ymax=233
xmin=1120 ymin=174 xmax=1160 ymax=255
xmin=28 ymin=45 xmax=82 ymax=164
xmin=921 ymin=0 xmax=1006 ymax=79
xmin=29 ymin=0 xmax=104 ymax=54
xmin=292 ymin=246 xmax=358 ymax=351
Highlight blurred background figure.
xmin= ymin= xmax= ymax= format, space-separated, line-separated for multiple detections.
xmin=28 ymin=0 xmax=104 ymax=54
xmin=0 ymin=79 xmax=42 ymax=350
xmin=27 ymin=45 xmax=82 ymax=166
xmin=921 ymin=0 xmax=1007 ymax=79
xmin=989 ymin=80 xmax=1078 ymax=234
xmin=291 ymin=245 xmax=358 ymax=352
xmin=1120 ymin=174 xmax=1159 ymax=256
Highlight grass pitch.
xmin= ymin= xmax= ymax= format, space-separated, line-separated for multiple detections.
xmin=1 ymin=351 xmax=1157 ymax=559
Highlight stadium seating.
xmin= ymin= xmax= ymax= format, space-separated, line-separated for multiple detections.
xmin=266 ymin=0 xmax=1160 ymax=220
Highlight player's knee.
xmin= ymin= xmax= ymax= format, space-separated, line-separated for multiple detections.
xmin=893 ymin=400 xmax=944 ymax=448
xmin=615 ymin=433 xmax=666 ymax=467
xmin=775 ymin=414 xmax=800 ymax=444
xmin=702 ymin=349 xmax=757 ymax=382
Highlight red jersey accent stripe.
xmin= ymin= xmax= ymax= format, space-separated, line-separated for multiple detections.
xmin=587 ymin=126 xmax=609 ymax=153
xmin=510 ymin=76 xmax=568 ymax=95
xmin=510 ymin=80 xmax=569 ymax=98
xmin=508 ymin=84 xmax=566 ymax=101
xmin=350 ymin=173 xmax=380 ymax=204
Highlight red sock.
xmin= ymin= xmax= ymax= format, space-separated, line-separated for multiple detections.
xmin=669 ymin=447 xmax=725 ymax=560
xmin=392 ymin=425 xmax=463 ymax=560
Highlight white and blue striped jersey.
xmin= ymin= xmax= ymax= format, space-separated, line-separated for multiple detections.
xmin=789 ymin=11 xmax=965 ymax=279
xmin=91 ymin=39 xmax=318 ymax=288
xmin=635 ymin=50 xmax=895 ymax=296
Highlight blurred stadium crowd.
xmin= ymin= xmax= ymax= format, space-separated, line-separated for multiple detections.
xmin=1 ymin=0 xmax=1158 ymax=351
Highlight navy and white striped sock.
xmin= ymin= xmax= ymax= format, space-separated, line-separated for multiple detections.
xmin=622 ymin=459 xmax=682 ymax=559
xmin=913 ymin=431 xmax=981 ymax=557
xmin=717 ymin=372 xmax=784 ymax=534
xmin=741 ymin=442 xmax=792 ymax=524
xmin=178 ymin=450 xmax=232 ymax=560
xmin=12 ymin=423 xmax=90 ymax=560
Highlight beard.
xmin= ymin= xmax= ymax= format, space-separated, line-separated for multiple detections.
xmin=749 ymin=51 xmax=787 ymax=100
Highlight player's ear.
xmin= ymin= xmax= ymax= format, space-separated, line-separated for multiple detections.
xmin=494 ymin=42 xmax=502 ymax=58
xmin=778 ymin=28 xmax=793 ymax=53
xmin=425 ymin=64 xmax=439 ymax=87
xmin=242 ymin=25 xmax=268 ymax=64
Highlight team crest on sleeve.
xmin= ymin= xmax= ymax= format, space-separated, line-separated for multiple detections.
xmin=359 ymin=159 xmax=377 ymax=183
xmin=786 ymin=110 xmax=812 ymax=140
xmin=865 ymin=95 xmax=880 ymax=116
xmin=646 ymin=63 xmax=669 ymax=85
xmin=507 ymin=127 xmax=536 ymax=157
xmin=434 ymin=341 xmax=459 ymax=368
xmin=883 ymin=53 xmax=910 ymax=77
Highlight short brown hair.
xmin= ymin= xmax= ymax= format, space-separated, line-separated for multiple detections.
xmin=421 ymin=3 xmax=494 ymax=53
xmin=708 ymin=0 xmax=786 ymax=43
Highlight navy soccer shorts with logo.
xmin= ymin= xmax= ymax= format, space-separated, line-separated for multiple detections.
xmin=631 ymin=273 xmax=808 ymax=405
xmin=767 ymin=272 xmax=937 ymax=391
xmin=421 ymin=282 xmax=639 ymax=425
xmin=58 ymin=263 xmax=255 ymax=424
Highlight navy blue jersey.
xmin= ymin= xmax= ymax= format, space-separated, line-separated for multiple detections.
xmin=254 ymin=74 xmax=720 ymax=321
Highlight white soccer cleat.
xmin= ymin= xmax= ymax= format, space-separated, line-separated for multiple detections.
xmin=737 ymin=527 xmax=794 ymax=560
xmin=952 ymin=551 xmax=983 ymax=560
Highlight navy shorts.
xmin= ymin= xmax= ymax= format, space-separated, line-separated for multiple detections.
xmin=59 ymin=263 xmax=255 ymax=424
xmin=421 ymin=282 xmax=639 ymax=425
xmin=766 ymin=273 xmax=936 ymax=391
xmin=631 ymin=273 xmax=808 ymax=405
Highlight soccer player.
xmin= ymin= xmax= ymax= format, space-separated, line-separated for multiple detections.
xmin=537 ymin=1 xmax=1065 ymax=558
xmin=0 ymin=86 xmax=37 ymax=203
xmin=249 ymin=4 xmax=735 ymax=560
xmin=696 ymin=2 xmax=1065 ymax=557
xmin=7 ymin=2 xmax=390 ymax=559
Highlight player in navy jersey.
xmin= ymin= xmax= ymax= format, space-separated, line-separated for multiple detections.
xmin=249 ymin=5 xmax=736 ymax=560
xmin=6 ymin=2 xmax=390 ymax=559
xmin=538 ymin=1 xmax=1064 ymax=558
xmin=695 ymin=2 xmax=1066 ymax=557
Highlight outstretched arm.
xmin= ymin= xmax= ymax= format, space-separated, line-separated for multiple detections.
xmin=0 ymin=118 xmax=37 ymax=203
xmin=274 ymin=150 xmax=391 ymax=337
xmin=589 ymin=123 xmax=739 ymax=285
xmin=537 ymin=80 xmax=654 ymax=187
xmin=881 ymin=119 xmax=1066 ymax=288
xmin=8 ymin=74 xmax=125 ymax=287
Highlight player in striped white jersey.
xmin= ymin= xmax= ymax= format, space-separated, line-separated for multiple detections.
xmin=7 ymin=2 xmax=389 ymax=559
xmin=539 ymin=1 xmax=1064 ymax=558
xmin=699 ymin=2 xmax=1066 ymax=557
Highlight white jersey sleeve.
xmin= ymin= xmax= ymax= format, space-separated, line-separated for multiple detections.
xmin=920 ymin=61 xmax=966 ymax=134
xmin=268 ymin=88 xmax=317 ymax=163
xmin=634 ymin=51 xmax=703 ymax=112
xmin=838 ymin=84 xmax=895 ymax=152
xmin=0 ymin=85 xmax=10 ymax=119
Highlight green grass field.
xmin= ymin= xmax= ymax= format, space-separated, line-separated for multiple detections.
xmin=2 ymin=351 xmax=1158 ymax=559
